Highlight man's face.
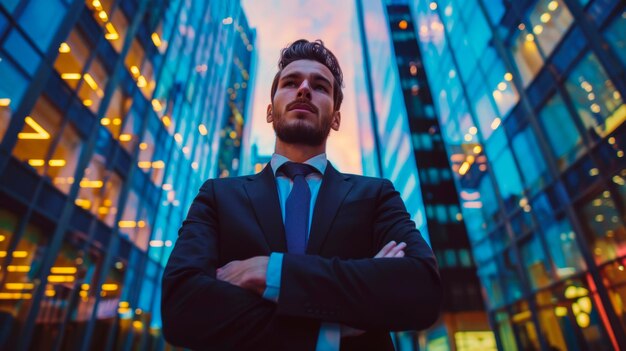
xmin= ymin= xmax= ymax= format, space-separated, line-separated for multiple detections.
xmin=267 ymin=60 xmax=340 ymax=146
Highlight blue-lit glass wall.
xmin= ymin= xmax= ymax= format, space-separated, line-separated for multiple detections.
xmin=355 ymin=0 xmax=430 ymax=243
xmin=0 ymin=0 xmax=255 ymax=349
xmin=411 ymin=0 xmax=626 ymax=349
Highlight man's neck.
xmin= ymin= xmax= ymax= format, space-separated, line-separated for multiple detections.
xmin=274 ymin=140 xmax=326 ymax=163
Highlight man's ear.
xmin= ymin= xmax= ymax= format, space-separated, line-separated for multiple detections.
xmin=331 ymin=110 xmax=341 ymax=131
xmin=266 ymin=104 xmax=273 ymax=123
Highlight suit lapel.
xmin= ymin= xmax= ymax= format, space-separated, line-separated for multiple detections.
xmin=243 ymin=165 xmax=287 ymax=252
xmin=306 ymin=163 xmax=353 ymax=255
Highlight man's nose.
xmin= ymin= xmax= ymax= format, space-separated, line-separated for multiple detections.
xmin=297 ymin=80 xmax=312 ymax=100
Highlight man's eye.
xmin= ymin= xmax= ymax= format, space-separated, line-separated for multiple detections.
xmin=283 ymin=81 xmax=296 ymax=87
xmin=315 ymin=85 xmax=328 ymax=92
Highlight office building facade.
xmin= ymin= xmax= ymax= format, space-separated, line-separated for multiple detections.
xmin=0 ymin=0 xmax=254 ymax=349
xmin=410 ymin=0 xmax=626 ymax=350
xmin=355 ymin=0 xmax=494 ymax=349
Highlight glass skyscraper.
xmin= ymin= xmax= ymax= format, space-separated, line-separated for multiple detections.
xmin=0 ymin=0 xmax=255 ymax=349
xmin=408 ymin=0 xmax=626 ymax=350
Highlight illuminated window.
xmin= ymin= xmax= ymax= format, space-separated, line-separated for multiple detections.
xmin=75 ymin=153 xmax=106 ymax=213
xmin=565 ymin=52 xmax=625 ymax=138
xmin=510 ymin=26 xmax=544 ymax=87
xmin=85 ymin=0 xmax=127 ymax=52
xmin=520 ymin=234 xmax=552 ymax=290
xmin=54 ymin=29 xmax=90 ymax=90
xmin=77 ymin=57 xmax=108 ymax=113
xmin=101 ymin=87 xmax=132 ymax=138
xmin=528 ymin=0 xmax=573 ymax=57
xmin=12 ymin=97 xmax=63 ymax=176
xmin=124 ymin=39 xmax=149 ymax=95
xmin=118 ymin=104 xmax=142 ymax=152
xmin=118 ymin=190 xmax=152 ymax=251
xmin=0 ymin=55 xmax=29 ymax=141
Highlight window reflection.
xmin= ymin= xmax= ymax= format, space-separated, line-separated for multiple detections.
xmin=511 ymin=25 xmax=544 ymax=87
xmin=520 ymin=234 xmax=552 ymax=290
xmin=601 ymin=260 xmax=626 ymax=336
xmin=538 ymin=93 xmax=585 ymax=171
xmin=604 ymin=10 xmax=626 ymax=67
xmin=511 ymin=125 xmax=549 ymax=194
xmin=528 ymin=0 xmax=573 ymax=57
xmin=565 ymin=52 xmax=625 ymax=139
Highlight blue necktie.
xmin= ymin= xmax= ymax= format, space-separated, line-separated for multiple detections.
xmin=280 ymin=162 xmax=316 ymax=254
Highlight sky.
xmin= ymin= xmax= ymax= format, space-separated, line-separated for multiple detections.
xmin=241 ymin=0 xmax=363 ymax=174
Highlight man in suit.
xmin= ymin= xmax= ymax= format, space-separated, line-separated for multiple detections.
xmin=162 ymin=39 xmax=442 ymax=350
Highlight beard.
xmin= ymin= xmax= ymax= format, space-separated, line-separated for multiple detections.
xmin=272 ymin=111 xmax=332 ymax=146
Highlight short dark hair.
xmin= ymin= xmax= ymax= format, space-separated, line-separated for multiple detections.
xmin=270 ymin=39 xmax=344 ymax=110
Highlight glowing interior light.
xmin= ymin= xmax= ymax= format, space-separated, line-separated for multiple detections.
xmin=98 ymin=10 xmax=108 ymax=22
xmin=151 ymin=99 xmax=163 ymax=111
xmin=28 ymin=159 xmax=45 ymax=167
xmin=61 ymin=73 xmax=82 ymax=80
xmin=198 ymin=124 xmax=208 ymax=135
xmin=47 ymin=275 xmax=75 ymax=283
xmin=50 ymin=267 xmax=77 ymax=274
xmin=151 ymin=33 xmax=162 ymax=47
xmin=101 ymin=284 xmax=118 ymax=291
xmin=83 ymin=73 xmax=99 ymax=90
xmin=105 ymin=22 xmax=119 ymax=40
xmin=48 ymin=159 xmax=66 ymax=167
xmin=58 ymin=42 xmax=71 ymax=53
xmin=79 ymin=179 xmax=104 ymax=188
xmin=119 ymin=134 xmax=132 ymax=141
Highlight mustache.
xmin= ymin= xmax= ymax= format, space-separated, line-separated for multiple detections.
xmin=286 ymin=99 xmax=318 ymax=113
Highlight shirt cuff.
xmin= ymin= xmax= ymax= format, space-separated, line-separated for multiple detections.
xmin=262 ymin=252 xmax=283 ymax=302
xmin=316 ymin=323 xmax=341 ymax=351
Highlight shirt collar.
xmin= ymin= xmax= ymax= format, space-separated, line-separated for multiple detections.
xmin=270 ymin=153 xmax=327 ymax=176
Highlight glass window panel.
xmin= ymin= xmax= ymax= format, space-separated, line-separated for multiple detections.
xmin=510 ymin=301 xmax=541 ymax=350
xmin=491 ymin=148 xmax=524 ymax=211
xmin=601 ymin=260 xmax=626 ymax=336
xmin=565 ymin=52 xmax=625 ymax=139
xmin=101 ymin=87 xmax=132 ymax=138
xmin=106 ymin=7 xmax=128 ymax=52
xmin=511 ymin=125 xmax=549 ymax=194
xmin=125 ymin=38 xmax=146 ymax=87
xmin=478 ymin=260 xmax=504 ymax=308
xmin=520 ymin=234 xmax=552 ymax=290
xmin=12 ymin=96 xmax=63 ymax=175
xmin=75 ymin=153 xmax=107 ymax=213
xmin=499 ymin=248 xmax=523 ymax=304
xmin=511 ymin=26 xmax=544 ymax=87
xmin=94 ymin=172 xmax=122 ymax=227
xmin=580 ymin=189 xmax=626 ymax=265
xmin=47 ymin=121 xmax=82 ymax=195
xmin=77 ymin=57 xmax=108 ymax=113
xmin=488 ymin=57 xmax=519 ymax=118
xmin=495 ymin=310 xmax=519 ymax=351
xmin=535 ymin=289 xmax=569 ymax=351
xmin=604 ymin=10 xmax=626 ymax=67
xmin=528 ymin=0 xmax=573 ymax=56
xmin=0 ymin=55 xmax=29 ymax=141
xmin=54 ymin=29 xmax=91 ymax=90
xmin=119 ymin=104 xmax=142 ymax=152
xmin=137 ymin=128 xmax=155 ymax=173
xmin=18 ymin=0 xmax=66 ymax=52
xmin=538 ymin=93 xmax=585 ymax=171
xmin=0 ymin=0 xmax=20 ymax=13
xmin=3 ymin=29 xmax=40 ymax=76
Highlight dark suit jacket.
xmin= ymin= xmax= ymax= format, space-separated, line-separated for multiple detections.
xmin=162 ymin=163 xmax=442 ymax=350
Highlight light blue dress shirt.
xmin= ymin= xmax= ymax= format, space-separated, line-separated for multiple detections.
xmin=262 ymin=153 xmax=341 ymax=351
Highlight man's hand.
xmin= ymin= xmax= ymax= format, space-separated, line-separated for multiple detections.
xmin=216 ymin=256 xmax=269 ymax=295
xmin=342 ymin=240 xmax=407 ymax=338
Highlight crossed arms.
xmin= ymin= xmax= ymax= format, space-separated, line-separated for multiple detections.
xmin=161 ymin=179 xmax=442 ymax=349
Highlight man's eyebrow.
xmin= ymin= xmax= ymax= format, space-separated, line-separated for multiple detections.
xmin=280 ymin=72 xmax=332 ymax=87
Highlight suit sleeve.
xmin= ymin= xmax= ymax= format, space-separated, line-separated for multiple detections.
xmin=277 ymin=179 xmax=442 ymax=331
xmin=161 ymin=180 xmax=318 ymax=349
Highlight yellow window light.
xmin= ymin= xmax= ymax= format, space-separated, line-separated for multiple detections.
xmin=75 ymin=199 xmax=92 ymax=209
xmin=137 ymin=76 xmax=147 ymax=88
xmin=398 ymin=20 xmax=408 ymax=30
xmin=101 ymin=118 xmax=111 ymax=125
xmin=222 ymin=17 xmax=233 ymax=25
xmin=0 ymin=98 xmax=10 ymax=107
xmin=112 ymin=118 xmax=121 ymax=126
xmin=0 ymin=293 xmax=32 ymax=300
xmin=97 ymin=207 xmax=109 ymax=214
xmin=5 ymin=283 xmax=35 ymax=290
xmin=47 ymin=275 xmax=75 ymax=283
xmin=50 ymin=267 xmax=77 ymax=274
xmin=119 ymin=301 xmax=129 ymax=308
xmin=118 ymin=220 xmax=137 ymax=228
xmin=133 ymin=321 xmax=144 ymax=329
xmin=191 ymin=161 xmax=198 ymax=170
xmin=198 ymin=124 xmax=208 ymax=135
xmin=0 ymin=235 xmax=5 ymax=242
xmin=540 ymin=13 xmax=551 ymax=23
xmin=151 ymin=33 xmax=162 ymax=47
xmin=229 ymin=131 xmax=237 ymax=139
xmin=104 ymin=22 xmax=119 ymax=40
xmin=137 ymin=220 xmax=146 ymax=228
xmin=98 ymin=10 xmax=108 ymax=22
xmin=45 ymin=290 xmax=56 ymax=297
xmin=139 ymin=142 xmax=148 ymax=150
xmin=101 ymin=283 xmax=118 ymax=291
xmin=79 ymin=290 xmax=88 ymax=298
xmin=151 ymin=99 xmax=163 ymax=112
xmin=79 ymin=179 xmax=104 ymax=188
xmin=48 ymin=159 xmax=66 ymax=167
xmin=152 ymin=160 xmax=165 ymax=169
xmin=58 ymin=42 xmax=71 ymax=53
xmin=548 ymin=0 xmax=559 ymax=11
xmin=458 ymin=162 xmax=470 ymax=175
xmin=174 ymin=133 xmax=182 ymax=143
xmin=28 ymin=159 xmax=46 ymax=167
xmin=130 ymin=65 xmax=141 ymax=77
xmin=138 ymin=161 xmax=151 ymax=169
xmin=491 ymin=118 xmax=501 ymax=130
xmin=81 ymin=283 xmax=90 ymax=290
xmin=161 ymin=115 xmax=171 ymax=127
xmin=92 ymin=0 xmax=102 ymax=9
xmin=149 ymin=240 xmax=164 ymax=247
xmin=61 ymin=73 xmax=82 ymax=80
xmin=83 ymin=73 xmax=99 ymax=90
xmin=119 ymin=134 xmax=132 ymax=141
xmin=83 ymin=99 xmax=93 ymax=107
xmin=504 ymin=72 xmax=513 ymax=81
xmin=6 ymin=265 xmax=31 ymax=272
xmin=162 ymin=184 xmax=172 ymax=191
xmin=18 ymin=116 xmax=50 ymax=140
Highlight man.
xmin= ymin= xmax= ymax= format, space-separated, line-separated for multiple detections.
xmin=162 ymin=39 xmax=442 ymax=350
